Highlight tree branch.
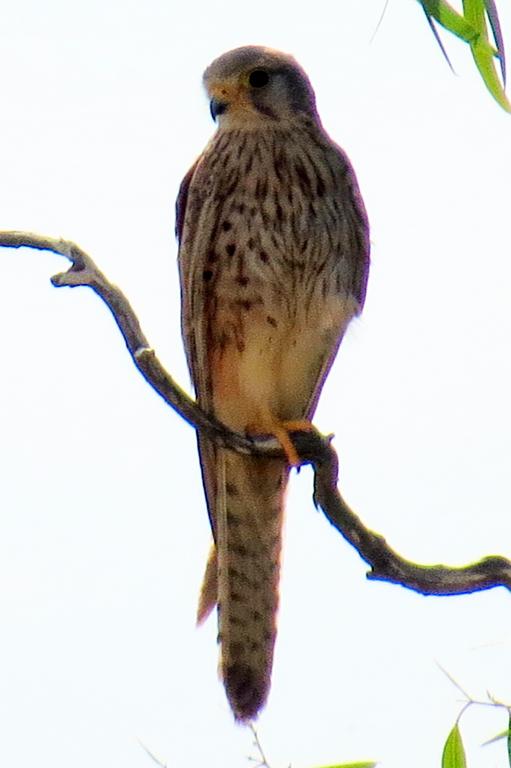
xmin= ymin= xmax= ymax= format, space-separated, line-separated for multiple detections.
xmin=2 ymin=229 xmax=511 ymax=597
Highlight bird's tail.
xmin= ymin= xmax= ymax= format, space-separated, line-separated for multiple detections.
xmin=198 ymin=449 xmax=288 ymax=721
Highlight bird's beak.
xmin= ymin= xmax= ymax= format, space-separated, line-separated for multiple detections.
xmin=210 ymin=97 xmax=228 ymax=121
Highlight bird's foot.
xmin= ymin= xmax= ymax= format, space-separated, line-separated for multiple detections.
xmin=279 ymin=420 xmax=316 ymax=467
xmin=247 ymin=419 xmax=314 ymax=467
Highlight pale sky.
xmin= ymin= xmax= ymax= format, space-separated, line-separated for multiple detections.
xmin=1 ymin=2 xmax=511 ymax=767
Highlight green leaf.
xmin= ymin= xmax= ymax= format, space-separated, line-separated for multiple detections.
xmin=422 ymin=7 xmax=455 ymax=71
xmin=420 ymin=0 xmax=510 ymax=111
xmin=484 ymin=0 xmax=506 ymax=82
xmin=481 ymin=713 xmax=511 ymax=767
xmin=315 ymin=763 xmax=377 ymax=768
xmin=420 ymin=0 xmax=479 ymax=43
xmin=442 ymin=724 xmax=467 ymax=768
xmin=482 ymin=727 xmax=510 ymax=746
xmin=463 ymin=0 xmax=511 ymax=111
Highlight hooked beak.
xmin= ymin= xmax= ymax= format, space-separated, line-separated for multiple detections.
xmin=210 ymin=97 xmax=228 ymax=121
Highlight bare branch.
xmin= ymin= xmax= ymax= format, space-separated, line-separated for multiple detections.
xmin=313 ymin=445 xmax=511 ymax=595
xmin=2 ymin=230 xmax=511 ymax=597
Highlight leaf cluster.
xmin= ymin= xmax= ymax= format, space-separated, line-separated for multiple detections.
xmin=419 ymin=0 xmax=509 ymax=110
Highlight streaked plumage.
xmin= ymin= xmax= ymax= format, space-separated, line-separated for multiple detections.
xmin=176 ymin=45 xmax=369 ymax=721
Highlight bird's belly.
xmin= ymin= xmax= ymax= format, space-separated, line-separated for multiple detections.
xmin=209 ymin=283 xmax=356 ymax=432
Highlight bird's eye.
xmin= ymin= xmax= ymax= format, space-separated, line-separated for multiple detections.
xmin=249 ymin=69 xmax=270 ymax=88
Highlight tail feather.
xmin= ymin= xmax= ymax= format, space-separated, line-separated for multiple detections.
xmin=197 ymin=544 xmax=217 ymax=624
xmin=199 ymin=448 xmax=288 ymax=721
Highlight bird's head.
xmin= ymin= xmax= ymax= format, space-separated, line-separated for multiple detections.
xmin=203 ymin=46 xmax=318 ymax=127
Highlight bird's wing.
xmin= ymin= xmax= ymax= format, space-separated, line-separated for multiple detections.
xmin=176 ymin=156 xmax=220 ymax=541
xmin=302 ymin=148 xmax=370 ymax=421
xmin=176 ymin=157 xmax=206 ymax=390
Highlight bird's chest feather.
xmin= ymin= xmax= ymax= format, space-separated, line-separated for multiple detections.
xmin=185 ymin=128 xmax=347 ymax=329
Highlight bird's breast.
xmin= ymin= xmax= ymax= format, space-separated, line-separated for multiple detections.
xmin=189 ymin=126 xmax=352 ymax=309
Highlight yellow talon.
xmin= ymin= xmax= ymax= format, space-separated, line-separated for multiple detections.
xmin=248 ymin=419 xmax=314 ymax=467
xmin=271 ymin=425 xmax=300 ymax=467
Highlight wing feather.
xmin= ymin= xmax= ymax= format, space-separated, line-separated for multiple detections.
xmin=176 ymin=156 xmax=220 ymax=540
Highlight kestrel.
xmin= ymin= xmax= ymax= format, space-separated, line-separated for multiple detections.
xmin=176 ymin=46 xmax=369 ymax=721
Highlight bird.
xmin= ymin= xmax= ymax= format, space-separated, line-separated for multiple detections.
xmin=176 ymin=45 xmax=370 ymax=722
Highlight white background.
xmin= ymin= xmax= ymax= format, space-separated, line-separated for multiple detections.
xmin=1 ymin=1 xmax=511 ymax=766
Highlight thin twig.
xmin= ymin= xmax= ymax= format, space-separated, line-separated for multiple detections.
xmin=248 ymin=724 xmax=272 ymax=768
xmin=437 ymin=663 xmax=472 ymax=702
xmin=138 ymin=740 xmax=168 ymax=768
xmin=369 ymin=0 xmax=390 ymax=45
xmin=440 ymin=669 xmax=511 ymax=734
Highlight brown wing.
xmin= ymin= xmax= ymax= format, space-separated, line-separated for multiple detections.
xmin=176 ymin=157 xmax=219 ymax=541
xmin=175 ymin=159 xmax=199 ymax=243
xmin=176 ymin=154 xmax=217 ymax=405
xmin=302 ymin=144 xmax=370 ymax=420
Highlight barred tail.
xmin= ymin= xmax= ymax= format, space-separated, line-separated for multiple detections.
xmin=198 ymin=450 xmax=288 ymax=721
